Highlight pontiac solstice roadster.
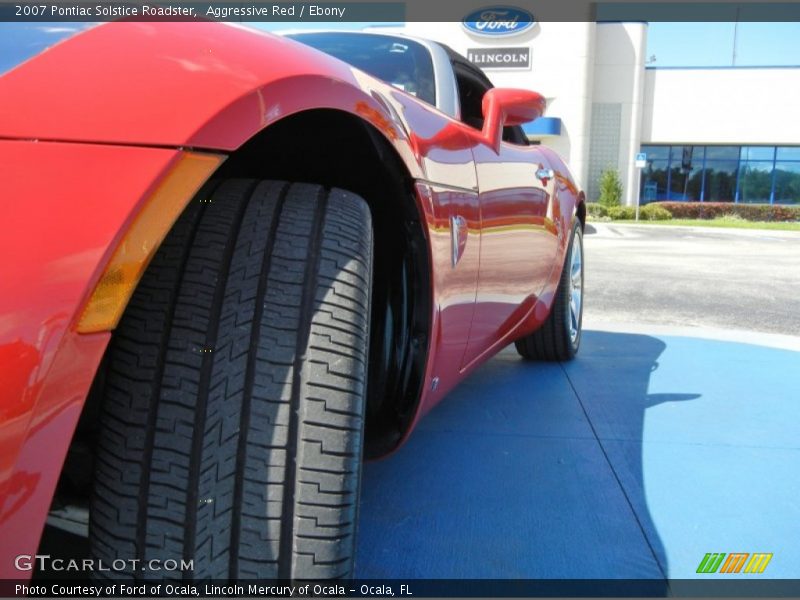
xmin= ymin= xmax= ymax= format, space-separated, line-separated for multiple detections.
xmin=0 ymin=23 xmax=585 ymax=580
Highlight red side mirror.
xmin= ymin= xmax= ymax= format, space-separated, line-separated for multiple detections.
xmin=481 ymin=88 xmax=546 ymax=152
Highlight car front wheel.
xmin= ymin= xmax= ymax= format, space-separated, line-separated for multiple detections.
xmin=89 ymin=179 xmax=373 ymax=580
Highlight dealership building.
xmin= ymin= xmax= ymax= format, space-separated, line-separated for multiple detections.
xmin=389 ymin=20 xmax=800 ymax=206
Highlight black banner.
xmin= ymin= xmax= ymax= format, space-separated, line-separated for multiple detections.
xmin=3 ymin=1 xmax=800 ymax=22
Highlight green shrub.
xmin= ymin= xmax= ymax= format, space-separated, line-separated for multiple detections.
xmin=598 ymin=168 xmax=623 ymax=208
xmin=657 ymin=202 xmax=800 ymax=222
xmin=607 ymin=205 xmax=636 ymax=220
xmin=586 ymin=202 xmax=607 ymax=218
xmin=639 ymin=204 xmax=672 ymax=221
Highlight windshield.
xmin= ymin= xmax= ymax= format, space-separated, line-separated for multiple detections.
xmin=0 ymin=23 xmax=95 ymax=77
xmin=287 ymin=32 xmax=436 ymax=106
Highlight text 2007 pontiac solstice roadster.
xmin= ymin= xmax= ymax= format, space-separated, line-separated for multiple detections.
xmin=0 ymin=23 xmax=585 ymax=580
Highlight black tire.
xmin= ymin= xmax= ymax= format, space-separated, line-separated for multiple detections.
xmin=89 ymin=180 xmax=373 ymax=580
xmin=515 ymin=220 xmax=583 ymax=361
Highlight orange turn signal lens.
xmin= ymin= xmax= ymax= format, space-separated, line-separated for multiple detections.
xmin=77 ymin=151 xmax=224 ymax=333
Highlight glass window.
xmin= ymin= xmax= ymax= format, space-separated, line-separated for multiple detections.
xmin=640 ymin=145 xmax=670 ymax=161
xmin=740 ymin=146 xmax=775 ymax=161
xmin=288 ymin=32 xmax=436 ymax=106
xmin=667 ymin=146 xmax=703 ymax=200
xmin=635 ymin=144 xmax=800 ymax=205
xmin=704 ymin=146 xmax=740 ymax=161
xmin=702 ymin=160 xmax=738 ymax=202
xmin=641 ymin=160 xmax=669 ymax=203
xmin=737 ymin=161 xmax=774 ymax=203
xmin=773 ymin=162 xmax=800 ymax=205
xmin=668 ymin=165 xmax=703 ymax=201
xmin=669 ymin=145 xmax=700 ymax=165
xmin=776 ymin=147 xmax=800 ymax=161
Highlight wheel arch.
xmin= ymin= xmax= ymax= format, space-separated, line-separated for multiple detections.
xmin=71 ymin=106 xmax=433 ymax=477
xmin=576 ymin=191 xmax=587 ymax=229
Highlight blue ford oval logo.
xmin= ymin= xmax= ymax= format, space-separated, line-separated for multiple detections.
xmin=462 ymin=6 xmax=535 ymax=37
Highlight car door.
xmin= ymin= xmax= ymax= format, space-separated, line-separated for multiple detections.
xmin=349 ymin=57 xmax=483 ymax=401
xmin=450 ymin=61 xmax=560 ymax=367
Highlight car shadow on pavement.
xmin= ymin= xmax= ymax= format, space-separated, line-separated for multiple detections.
xmin=357 ymin=331 xmax=700 ymax=587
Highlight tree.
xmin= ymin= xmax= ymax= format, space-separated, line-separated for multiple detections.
xmin=598 ymin=167 xmax=623 ymax=207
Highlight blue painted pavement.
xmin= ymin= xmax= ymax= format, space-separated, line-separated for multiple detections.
xmin=355 ymin=328 xmax=800 ymax=581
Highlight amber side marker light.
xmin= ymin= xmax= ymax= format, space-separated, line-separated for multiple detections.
xmin=77 ymin=151 xmax=225 ymax=333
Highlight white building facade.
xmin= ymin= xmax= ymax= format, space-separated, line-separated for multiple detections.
xmin=393 ymin=20 xmax=800 ymax=205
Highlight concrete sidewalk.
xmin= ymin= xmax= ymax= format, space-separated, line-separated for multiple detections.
xmin=356 ymin=326 xmax=800 ymax=581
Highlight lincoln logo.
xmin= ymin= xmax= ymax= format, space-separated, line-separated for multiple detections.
xmin=467 ymin=47 xmax=531 ymax=69
xmin=469 ymin=50 xmax=529 ymax=65
xmin=463 ymin=6 xmax=535 ymax=37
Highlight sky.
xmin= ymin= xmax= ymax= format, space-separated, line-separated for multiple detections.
xmin=647 ymin=22 xmax=800 ymax=67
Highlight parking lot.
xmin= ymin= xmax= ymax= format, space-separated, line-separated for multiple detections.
xmin=583 ymin=222 xmax=800 ymax=336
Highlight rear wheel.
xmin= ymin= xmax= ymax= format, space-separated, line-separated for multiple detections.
xmin=89 ymin=179 xmax=373 ymax=580
xmin=515 ymin=220 xmax=583 ymax=361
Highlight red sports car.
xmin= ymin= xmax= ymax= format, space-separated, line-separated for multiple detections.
xmin=0 ymin=23 xmax=585 ymax=580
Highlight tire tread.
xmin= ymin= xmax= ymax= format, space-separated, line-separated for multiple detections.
xmin=90 ymin=180 xmax=373 ymax=581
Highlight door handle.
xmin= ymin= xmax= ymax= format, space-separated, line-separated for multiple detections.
xmin=535 ymin=167 xmax=555 ymax=185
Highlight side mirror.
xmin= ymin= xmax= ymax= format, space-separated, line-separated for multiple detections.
xmin=481 ymin=88 xmax=546 ymax=151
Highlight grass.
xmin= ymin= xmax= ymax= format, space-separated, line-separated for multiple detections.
xmin=606 ymin=217 xmax=800 ymax=231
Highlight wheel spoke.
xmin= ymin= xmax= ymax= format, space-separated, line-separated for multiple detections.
xmin=568 ymin=232 xmax=583 ymax=344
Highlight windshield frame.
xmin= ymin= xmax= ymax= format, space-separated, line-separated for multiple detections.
xmin=287 ymin=31 xmax=459 ymax=119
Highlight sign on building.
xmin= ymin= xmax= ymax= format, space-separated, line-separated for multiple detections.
xmin=467 ymin=47 xmax=531 ymax=70
xmin=462 ymin=6 xmax=536 ymax=37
